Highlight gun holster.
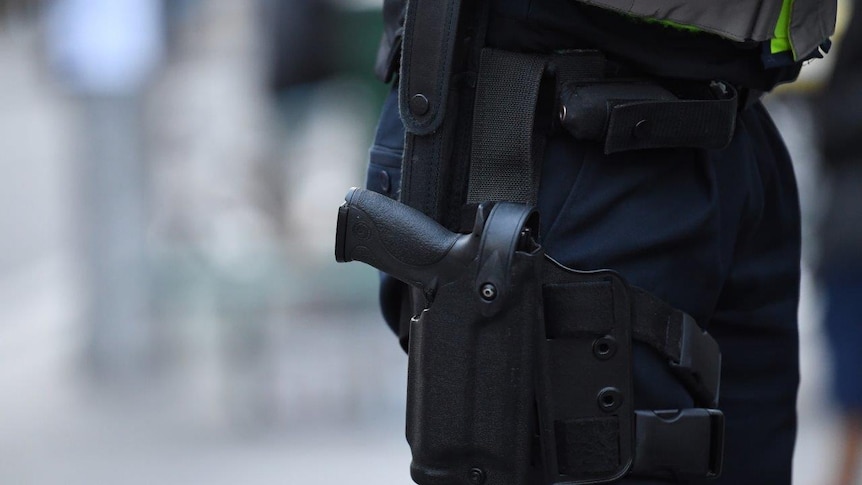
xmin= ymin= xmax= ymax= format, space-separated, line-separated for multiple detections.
xmin=403 ymin=199 xmax=645 ymax=485
xmin=406 ymin=202 xmax=543 ymax=485
xmin=337 ymin=189 xmax=724 ymax=485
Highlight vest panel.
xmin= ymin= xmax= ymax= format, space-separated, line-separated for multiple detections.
xmin=376 ymin=0 xmax=836 ymax=84
xmin=789 ymin=0 xmax=837 ymax=59
xmin=576 ymin=0 xmax=835 ymax=58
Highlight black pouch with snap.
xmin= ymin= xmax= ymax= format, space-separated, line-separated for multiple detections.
xmin=558 ymin=80 xmax=738 ymax=154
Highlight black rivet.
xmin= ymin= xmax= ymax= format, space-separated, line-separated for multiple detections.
xmin=410 ymin=94 xmax=430 ymax=116
xmin=633 ymin=119 xmax=650 ymax=140
xmin=378 ymin=170 xmax=390 ymax=193
xmin=592 ymin=335 xmax=618 ymax=360
xmin=468 ymin=468 xmax=486 ymax=485
xmin=597 ymin=387 xmax=623 ymax=412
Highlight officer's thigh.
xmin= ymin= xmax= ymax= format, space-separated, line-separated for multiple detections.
xmin=538 ymin=102 xmax=800 ymax=485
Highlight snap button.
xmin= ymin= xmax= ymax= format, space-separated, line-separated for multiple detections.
xmin=633 ymin=119 xmax=651 ymax=140
xmin=410 ymin=94 xmax=430 ymax=116
xmin=378 ymin=170 xmax=391 ymax=193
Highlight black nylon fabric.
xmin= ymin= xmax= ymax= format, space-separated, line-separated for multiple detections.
xmin=630 ymin=288 xmax=684 ymax=365
xmin=555 ymin=417 xmax=621 ymax=476
xmin=468 ymin=49 xmax=547 ymax=205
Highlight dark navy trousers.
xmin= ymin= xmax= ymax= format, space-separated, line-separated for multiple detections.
xmin=366 ymin=88 xmax=801 ymax=485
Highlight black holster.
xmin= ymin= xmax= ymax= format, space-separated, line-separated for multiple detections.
xmin=403 ymin=200 xmax=641 ymax=485
xmin=406 ymin=203 xmax=543 ymax=485
xmin=405 ymin=208 xmax=724 ymax=485
xmin=336 ymin=189 xmax=724 ymax=484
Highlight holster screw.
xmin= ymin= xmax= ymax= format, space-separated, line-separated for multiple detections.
xmin=592 ymin=335 xmax=618 ymax=360
xmin=597 ymin=387 xmax=623 ymax=412
xmin=480 ymin=283 xmax=497 ymax=301
xmin=468 ymin=468 xmax=486 ymax=485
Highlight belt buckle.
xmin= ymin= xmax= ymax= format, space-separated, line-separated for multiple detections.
xmin=633 ymin=408 xmax=725 ymax=479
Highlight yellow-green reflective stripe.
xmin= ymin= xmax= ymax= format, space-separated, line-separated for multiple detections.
xmin=629 ymin=0 xmax=798 ymax=56
xmin=641 ymin=17 xmax=703 ymax=33
xmin=771 ymin=0 xmax=794 ymax=55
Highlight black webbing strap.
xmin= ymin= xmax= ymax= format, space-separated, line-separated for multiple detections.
xmin=398 ymin=0 xmax=462 ymax=135
xmin=467 ymin=49 xmax=548 ymax=206
xmin=397 ymin=0 xmax=489 ymax=229
xmin=548 ymin=410 xmax=725 ymax=480
xmin=543 ymin=281 xmax=721 ymax=408
xmin=549 ymin=50 xmax=606 ymax=85
xmin=631 ymin=287 xmax=721 ymax=408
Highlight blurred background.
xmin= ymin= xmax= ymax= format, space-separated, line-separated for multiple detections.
xmin=0 ymin=0 xmax=857 ymax=484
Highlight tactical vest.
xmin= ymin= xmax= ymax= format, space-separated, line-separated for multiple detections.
xmin=376 ymin=0 xmax=837 ymax=83
xmin=571 ymin=0 xmax=835 ymax=60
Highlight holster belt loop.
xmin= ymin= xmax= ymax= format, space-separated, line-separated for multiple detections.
xmin=632 ymin=409 xmax=725 ymax=480
xmin=467 ymin=49 xmax=548 ymax=206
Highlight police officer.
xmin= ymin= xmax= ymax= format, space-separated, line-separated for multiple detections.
xmin=365 ymin=1 xmax=837 ymax=483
